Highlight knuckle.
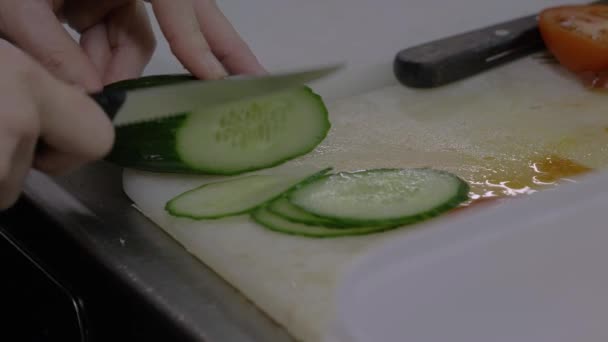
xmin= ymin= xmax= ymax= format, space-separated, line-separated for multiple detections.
xmin=215 ymin=41 xmax=243 ymax=63
xmin=65 ymin=16 xmax=94 ymax=33
xmin=38 ymin=49 xmax=68 ymax=73
xmin=0 ymin=1 xmax=30 ymax=33
xmin=0 ymin=190 xmax=20 ymax=210
xmin=9 ymin=108 xmax=40 ymax=141
xmin=169 ymin=36 xmax=212 ymax=62
xmin=91 ymin=126 xmax=115 ymax=159
xmin=2 ymin=108 xmax=41 ymax=142
xmin=81 ymin=114 xmax=115 ymax=161
xmin=144 ymin=33 xmax=157 ymax=55
xmin=166 ymin=24 xmax=208 ymax=51
xmin=18 ymin=112 xmax=40 ymax=140
xmin=0 ymin=41 xmax=30 ymax=66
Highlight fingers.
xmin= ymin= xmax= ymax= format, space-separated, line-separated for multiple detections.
xmin=80 ymin=23 xmax=112 ymax=76
xmin=150 ymin=0 xmax=265 ymax=77
xmin=0 ymin=136 xmax=18 ymax=208
xmin=31 ymin=69 xmax=115 ymax=174
xmin=150 ymin=0 xmax=227 ymax=79
xmin=0 ymin=137 xmax=37 ymax=209
xmin=0 ymin=42 xmax=41 ymax=209
xmin=193 ymin=0 xmax=265 ymax=75
xmin=0 ymin=0 xmax=102 ymax=91
xmin=102 ymin=1 xmax=156 ymax=84
xmin=0 ymin=131 xmax=36 ymax=209
xmin=62 ymin=0 xmax=128 ymax=32
xmin=0 ymin=41 xmax=113 ymax=208
xmin=77 ymin=0 xmax=156 ymax=84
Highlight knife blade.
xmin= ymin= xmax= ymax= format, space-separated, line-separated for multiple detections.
xmin=91 ymin=63 xmax=343 ymax=127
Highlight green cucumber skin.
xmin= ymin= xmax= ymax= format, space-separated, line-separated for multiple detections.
xmin=105 ymin=114 xmax=198 ymax=173
xmin=168 ymin=203 xmax=251 ymax=220
xmin=251 ymin=207 xmax=401 ymax=238
xmin=286 ymin=168 xmax=471 ymax=227
xmin=165 ymin=167 xmax=333 ymax=220
xmin=165 ymin=175 xmax=266 ymax=220
xmin=104 ymin=74 xmax=199 ymax=173
xmin=267 ymin=196 xmax=356 ymax=228
xmin=105 ymin=81 xmax=330 ymax=175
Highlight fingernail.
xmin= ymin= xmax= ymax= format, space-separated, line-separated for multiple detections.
xmin=202 ymin=54 xmax=228 ymax=79
xmin=253 ymin=67 xmax=268 ymax=76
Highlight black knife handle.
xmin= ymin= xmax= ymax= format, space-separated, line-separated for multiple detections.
xmin=394 ymin=14 xmax=545 ymax=88
xmin=89 ymin=89 xmax=126 ymax=120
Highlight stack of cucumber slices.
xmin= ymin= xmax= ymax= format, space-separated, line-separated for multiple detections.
xmin=106 ymin=74 xmax=470 ymax=238
xmin=166 ymin=168 xmax=470 ymax=238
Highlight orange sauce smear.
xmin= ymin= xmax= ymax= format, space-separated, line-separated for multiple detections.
xmin=452 ymin=154 xmax=592 ymax=214
xmin=530 ymin=154 xmax=592 ymax=184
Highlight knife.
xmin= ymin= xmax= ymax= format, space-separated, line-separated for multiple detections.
xmin=393 ymin=1 xmax=608 ymax=88
xmin=89 ymin=63 xmax=342 ymax=127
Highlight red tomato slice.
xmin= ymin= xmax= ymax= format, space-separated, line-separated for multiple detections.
xmin=538 ymin=5 xmax=608 ymax=73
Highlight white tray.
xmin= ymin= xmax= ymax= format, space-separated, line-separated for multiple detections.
xmin=331 ymin=170 xmax=608 ymax=342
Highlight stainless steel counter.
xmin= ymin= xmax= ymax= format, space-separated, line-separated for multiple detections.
xmin=22 ymin=161 xmax=293 ymax=342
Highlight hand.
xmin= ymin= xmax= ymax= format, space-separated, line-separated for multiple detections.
xmin=0 ymin=0 xmax=265 ymax=92
xmin=0 ymin=41 xmax=113 ymax=209
xmin=146 ymin=0 xmax=266 ymax=78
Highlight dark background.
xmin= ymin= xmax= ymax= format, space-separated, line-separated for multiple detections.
xmin=0 ymin=196 xmax=193 ymax=342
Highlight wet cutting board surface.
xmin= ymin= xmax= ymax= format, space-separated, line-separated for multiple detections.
xmin=124 ymin=56 xmax=608 ymax=342
xmin=126 ymin=1 xmax=607 ymax=341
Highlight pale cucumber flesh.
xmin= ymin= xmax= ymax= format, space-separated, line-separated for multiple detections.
xmin=166 ymin=168 xmax=332 ymax=220
xmin=176 ymin=87 xmax=330 ymax=174
xmin=166 ymin=167 xmax=469 ymax=238
xmin=106 ymin=84 xmax=329 ymax=176
xmin=287 ymin=168 xmax=469 ymax=226
xmin=166 ymin=175 xmax=292 ymax=219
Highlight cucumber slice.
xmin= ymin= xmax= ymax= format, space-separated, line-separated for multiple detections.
xmin=166 ymin=168 xmax=331 ymax=219
xmin=251 ymin=207 xmax=398 ymax=238
xmin=267 ymin=196 xmax=352 ymax=228
xmin=106 ymin=81 xmax=330 ymax=175
xmin=288 ymin=168 xmax=469 ymax=226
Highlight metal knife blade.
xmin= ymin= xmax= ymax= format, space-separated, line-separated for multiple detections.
xmin=93 ymin=63 xmax=342 ymax=127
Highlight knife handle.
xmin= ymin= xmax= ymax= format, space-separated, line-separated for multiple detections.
xmin=393 ymin=13 xmax=544 ymax=88
xmin=89 ymin=89 xmax=126 ymax=120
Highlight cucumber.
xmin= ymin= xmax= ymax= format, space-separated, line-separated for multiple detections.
xmin=251 ymin=207 xmax=398 ymax=238
xmin=164 ymin=166 xmax=468 ymax=237
xmin=267 ymin=196 xmax=352 ymax=228
xmin=105 ymin=75 xmax=330 ymax=175
xmin=166 ymin=168 xmax=331 ymax=220
xmin=287 ymin=168 xmax=469 ymax=226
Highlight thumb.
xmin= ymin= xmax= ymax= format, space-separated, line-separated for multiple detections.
xmin=29 ymin=63 xmax=114 ymax=174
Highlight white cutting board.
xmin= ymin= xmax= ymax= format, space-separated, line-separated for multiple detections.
xmin=125 ymin=1 xmax=608 ymax=341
